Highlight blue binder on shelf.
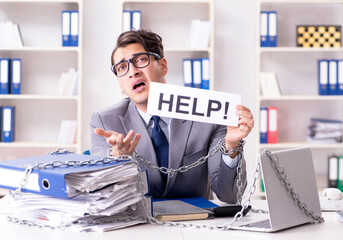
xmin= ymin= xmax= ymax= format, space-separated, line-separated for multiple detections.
xmin=1 ymin=106 xmax=15 ymax=142
xmin=182 ymin=58 xmax=193 ymax=87
xmin=11 ymin=58 xmax=21 ymax=95
xmin=268 ymin=11 xmax=278 ymax=47
xmin=260 ymin=107 xmax=268 ymax=143
xmin=70 ymin=11 xmax=79 ymax=47
xmin=329 ymin=59 xmax=338 ymax=95
xmin=0 ymin=106 xmax=2 ymax=141
xmin=318 ymin=59 xmax=329 ymax=95
xmin=0 ymin=153 xmax=134 ymax=199
xmin=131 ymin=10 xmax=142 ymax=30
xmin=0 ymin=58 xmax=10 ymax=94
xmin=192 ymin=59 xmax=202 ymax=88
xmin=338 ymin=60 xmax=343 ymax=95
xmin=122 ymin=10 xmax=132 ymax=32
xmin=260 ymin=11 xmax=268 ymax=47
xmin=201 ymin=58 xmax=210 ymax=90
xmin=61 ymin=10 xmax=71 ymax=46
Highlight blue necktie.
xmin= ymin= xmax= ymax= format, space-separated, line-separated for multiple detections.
xmin=151 ymin=116 xmax=169 ymax=186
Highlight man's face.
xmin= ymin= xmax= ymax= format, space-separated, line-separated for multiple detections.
xmin=113 ymin=43 xmax=168 ymax=112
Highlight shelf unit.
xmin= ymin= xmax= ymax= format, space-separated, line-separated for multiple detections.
xmin=0 ymin=0 xmax=83 ymax=161
xmin=255 ymin=0 xmax=343 ymax=195
xmin=120 ymin=0 xmax=214 ymax=89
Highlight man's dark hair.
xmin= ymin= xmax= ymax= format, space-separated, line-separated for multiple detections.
xmin=111 ymin=29 xmax=164 ymax=66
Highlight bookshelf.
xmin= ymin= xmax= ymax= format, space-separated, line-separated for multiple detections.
xmin=120 ymin=0 xmax=214 ymax=90
xmin=0 ymin=0 xmax=83 ymax=161
xmin=255 ymin=0 xmax=343 ymax=195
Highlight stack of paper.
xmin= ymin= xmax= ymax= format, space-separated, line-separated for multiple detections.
xmin=0 ymin=153 xmax=150 ymax=232
xmin=307 ymin=118 xmax=343 ymax=143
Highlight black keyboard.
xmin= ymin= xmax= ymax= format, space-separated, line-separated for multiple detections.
xmin=240 ymin=219 xmax=271 ymax=229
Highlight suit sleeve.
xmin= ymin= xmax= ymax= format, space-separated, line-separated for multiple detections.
xmin=207 ymin=125 xmax=247 ymax=204
xmin=90 ymin=112 xmax=111 ymax=156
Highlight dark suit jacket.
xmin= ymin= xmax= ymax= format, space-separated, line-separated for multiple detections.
xmin=90 ymin=98 xmax=247 ymax=203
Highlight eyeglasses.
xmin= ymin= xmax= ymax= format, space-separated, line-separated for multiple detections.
xmin=111 ymin=52 xmax=161 ymax=77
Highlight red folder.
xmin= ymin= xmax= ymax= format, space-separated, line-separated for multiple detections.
xmin=267 ymin=107 xmax=278 ymax=143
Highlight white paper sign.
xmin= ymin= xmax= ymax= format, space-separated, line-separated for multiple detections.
xmin=147 ymin=83 xmax=242 ymax=126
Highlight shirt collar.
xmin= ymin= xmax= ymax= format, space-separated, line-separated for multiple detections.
xmin=136 ymin=108 xmax=170 ymax=127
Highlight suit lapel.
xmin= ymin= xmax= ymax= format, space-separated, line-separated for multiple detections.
xmin=119 ymin=101 xmax=165 ymax=195
xmin=164 ymin=118 xmax=193 ymax=197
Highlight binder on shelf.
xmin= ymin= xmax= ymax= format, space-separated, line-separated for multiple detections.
xmin=192 ymin=59 xmax=201 ymax=88
xmin=131 ymin=10 xmax=142 ymax=30
xmin=70 ymin=11 xmax=79 ymax=47
xmin=0 ymin=58 xmax=10 ymax=94
xmin=201 ymin=58 xmax=210 ymax=90
xmin=0 ymin=106 xmax=2 ymax=141
xmin=1 ymin=106 xmax=15 ymax=143
xmin=61 ymin=10 xmax=71 ymax=46
xmin=328 ymin=60 xmax=338 ymax=95
xmin=0 ymin=153 xmax=139 ymax=199
xmin=182 ymin=59 xmax=193 ymax=87
xmin=260 ymin=107 xmax=268 ymax=143
xmin=328 ymin=155 xmax=338 ymax=188
xmin=267 ymin=106 xmax=278 ymax=144
xmin=122 ymin=10 xmax=131 ymax=32
xmin=122 ymin=10 xmax=142 ymax=32
xmin=318 ymin=59 xmax=329 ymax=95
xmin=338 ymin=60 xmax=343 ymax=95
xmin=10 ymin=58 xmax=21 ymax=95
xmin=260 ymin=11 xmax=268 ymax=47
xmin=338 ymin=156 xmax=343 ymax=191
xmin=268 ymin=11 xmax=278 ymax=47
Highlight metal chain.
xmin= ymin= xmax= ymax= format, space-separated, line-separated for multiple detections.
xmin=8 ymin=150 xmax=132 ymax=207
xmin=7 ymin=145 xmax=323 ymax=231
xmin=133 ymin=138 xmax=245 ymax=204
xmin=263 ymin=149 xmax=324 ymax=223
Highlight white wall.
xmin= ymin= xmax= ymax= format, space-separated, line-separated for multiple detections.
xmin=82 ymin=0 xmax=257 ymax=175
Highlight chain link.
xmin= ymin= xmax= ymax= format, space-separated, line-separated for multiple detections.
xmin=263 ymin=149 xmax=324 ymax=223
xmin=6 ymin=143 xmax=323 ymax=231
xmin=133 ymin=138 xmax=244 ymax=204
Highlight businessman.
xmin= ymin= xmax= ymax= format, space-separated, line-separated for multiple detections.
xmin=90 ymin=29 xmax=254 ymax=203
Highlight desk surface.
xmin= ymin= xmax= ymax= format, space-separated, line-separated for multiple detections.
xmin=0 ymin=200 xmax=341 ymax=240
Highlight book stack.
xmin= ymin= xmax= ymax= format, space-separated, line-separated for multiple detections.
xmin=0 ymin=106 xmax=15 ymax=143
xmin=0 ymin=58 xmax=22 ymax=95
xmin=57 ymin=119 xmax=77 ymax=145
xmin=186 ymin=19 xmax=211 ymax=49
xmin=0 ymin=153 xmax=150 ymax=232
xmin=56 ymin=68 xmax=78 ymax=96
xmin=259 ymin=72 xmax=281 ymax=97
xmin=0 ymin=21 xmax=23 ymax=47
xmin=307 ymin=118 xmax=343 ymax=143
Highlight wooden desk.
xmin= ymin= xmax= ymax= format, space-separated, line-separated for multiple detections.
xmin=0 ymin=201 xmax=341 ymax=240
